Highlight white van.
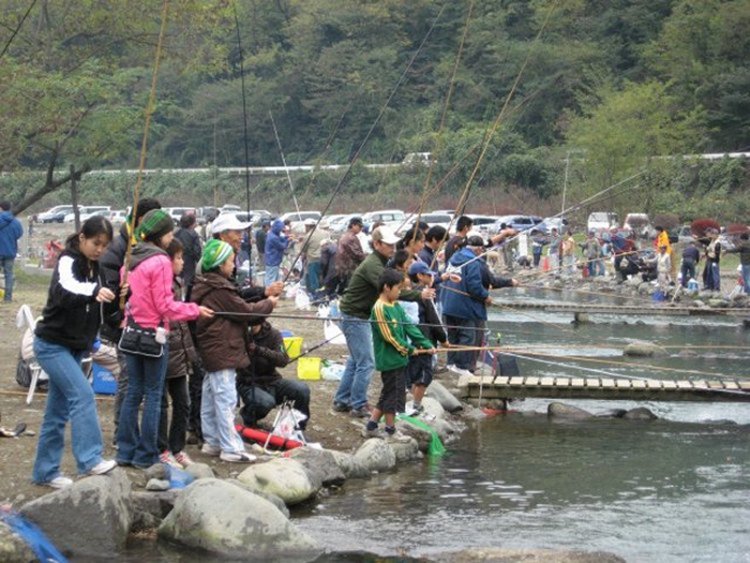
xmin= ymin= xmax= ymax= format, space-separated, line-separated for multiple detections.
xmin=587 ymin=212 xmax=619 ymax=232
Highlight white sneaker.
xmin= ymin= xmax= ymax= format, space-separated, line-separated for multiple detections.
xmin=384 ymin=430 xmax=413 ymax=444
xmin=88 ymin=459 xmax=117 ymax=475
xmin=45 ymin=475 xmax=73 ymax=489
xmin=201 ymin=443 xmax=221 ymax=457
xmin=448 ymin=365 xmax=474 ymax=377
xmin=220 ymin=451 xmax=257 ymax=463
xmin=173 ymin=451 xmax=194 ymax=467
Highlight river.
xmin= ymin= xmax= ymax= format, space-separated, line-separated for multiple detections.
xmin=294 ymin=289 xmax=750 ymax=562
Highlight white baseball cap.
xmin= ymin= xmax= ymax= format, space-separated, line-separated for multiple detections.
xmin=371 ymin=226 xmax=400 ymax=245
xmin=211 ymin=213 xmax=251 ymax=234
xmin=303 ymin=218 xmax=317 ymax=226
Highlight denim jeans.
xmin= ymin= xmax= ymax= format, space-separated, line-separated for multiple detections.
xmin=158 ymin=376 xmax=190 ymax=454
xmin=305 ymin=260 xmax=321 ymax=295
xmin=681 ymin=260 xmax=696 ymax=288
xmin=201 ymin=369 xmax=245 ymax=454
xmin=445 ymin=315 xmax=484 ymax=371
xmin=111 ymin=344 xmax=130 ymax=439
xmin=238 ymin=378 xmax=311 ymax=429
xmin=742 ymin=264 xmax=750 ymax=294
xmin=116 ymin=349 xmax=168 ymax=467
xmin=32 ymin=337 xmax=105 ymax=483
xmin=0 ymin=256 xmax=14 ymax=301
xmin=334 ymin=312 xmax=374 ymax=410
xmin=706 ymin=262 xmax=721 ymax=291
xmin=264 ymin=264 xmax=280 ymax=287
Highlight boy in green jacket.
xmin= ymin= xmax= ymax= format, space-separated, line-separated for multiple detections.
xmin=363 ymin=268 xmax=436 ymax=440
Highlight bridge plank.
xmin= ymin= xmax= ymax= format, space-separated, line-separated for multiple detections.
xmin=662 ymin=380 xmax=677 ymax=389
xmin=615 ymin=379 xmax=631 ymax=388
xmin=540 ymin=377 xmax=555 ymax=386
xmin=722 ymin=381 xmax=739 ymax=390
xmin=707 ymin=381 xmax=724 ymax=389
xmin=631 ymin=380 xmax=647 ymax=388
xmin=509 ymin=377 xmax=524 ymax=386
xmin=571 ymin=378 xmax=585 ymax=387
xmin=645 ymin=380 xmax=663 ymax=389
xmin=585 ymin=378 xmax=600 ymax=387
xmin=692 ymin=381 xmax=710 ymax=389
xmin=525 ymin=376 xmax=540 ymax=386
xmin=600 ymin=379 xmax=615 ymax=388
xmin=556 ymin=378 xmax=571 ymax=387
xmin=738 ymin=381 xmax=750 ymax=390
xmin=676 ymin=380 xmax=693 ymax=389
xmin=493 ymin=376 xmax=511 ymax=385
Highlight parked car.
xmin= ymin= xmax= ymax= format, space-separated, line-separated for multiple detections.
xmin=63 ymin=206 xmax=111 ymax=223
xmin=490 ymin=215 xmax=543 ymax=233
xmin=622 ymin=213 xmax=655 ymax=239
xmin=219 ymin=204 xmax=242 ymax=214
xmin=164 ymin=207 xmax=197 ymax=225
xmin=362 ymin=209 xmax=406 ymax=232
xmin=535 ymin=217 xmax=569 ymax=234
xmin=329 ymin=213 xmax=361 ymax=235
xmin=37 ymin=205 xmax=74 ymax=223
xmin=463 ymin=214 xmax=501 ymax=238
xmin=587 ymin=212 xmax=619 ymax=233
xmin=109 ymin=209 xmax=127 ymax=225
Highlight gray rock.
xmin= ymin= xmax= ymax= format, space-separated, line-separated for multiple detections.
xmin=158 ymin=479 xmax=319 ymax=558
xmin=226 ymin=479 xmax=290 ymax=518
xmin=20 ymin=468 xmax=132 ymax=557
xmin=708 ymin=298 xmax=729 ymax=308
xmin=397 ymin=420 xmax=432 ymax=451
xmin=623 ymin=342 xmax=668 ymax=357
xmin=547 ymin=402 xmax=593 ymax=420
xmin=184 ymin=462 xmax=214 ymax=480
xmin=146 ymin=478 xmax=171 ymax=491
xmin=431 ymin=547 xmax=625 ymax=562
xmin=237 ymin=458 xmax=321 ymax=505
xmin=130 ymin=490 xmax=180 ymax=531
xmin=388 ymin=438 xmax=422 ymax=463
xmin=144 ymin=463 xmax=168 ymax=481
xmin=425 ymin=381 xmax=464 ymax=412
xmin=623 ymin=407 xmax=658 ymax=420
xmin=0 ymin=521 xmax=37 ymax=562
xmin=354 ymin=438 xmax=396 ymax=472
xmin=421 ymin=396 xmax=447 ymax=419
xmin=286 ymin=447 xmax=346 ymax=487
xmin=328 ymin=449 xmax=371 ymax=479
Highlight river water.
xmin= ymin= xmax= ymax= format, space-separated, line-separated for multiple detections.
xmin=294 ymin=289 xmax=750 ymax=562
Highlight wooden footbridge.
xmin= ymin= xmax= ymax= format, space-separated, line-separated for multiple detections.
xmin=457 ymin=374 xmax=750 ymax=402
xmin=491 ymin=301 xmax=750 ymax=318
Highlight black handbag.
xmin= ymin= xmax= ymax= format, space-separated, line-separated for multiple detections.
xmin=118 ymin=315 xmax=164 ymax=358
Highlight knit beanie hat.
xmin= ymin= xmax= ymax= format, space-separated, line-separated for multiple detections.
xmin=201 ymin=239 xmax=233 ymax=272
xmin=136 ymin=209 xmax=173 ymax=242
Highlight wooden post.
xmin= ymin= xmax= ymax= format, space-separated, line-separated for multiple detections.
xmin=70 ymin=164 xmax=80 ymax=231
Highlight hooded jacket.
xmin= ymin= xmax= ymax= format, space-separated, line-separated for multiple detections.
xmin=441 ymin=247 xmax=489 ymax=321
xmin=99 ymin=222 xmax=133 ymax=340
xmin=236 ymin=321 xmax=290 ymax=388
xmin=123 ymin=243 xmax=201 ymax=329
xmin=0 ymin=210 xmax=23 ymax=258
xmin=190 ymin=272 xmax=274 ymax=372
xmin=264 ymin=219 xmax=288 ymax=267
xmin=166 ymin=278 xmax=198 ymax=379
xmin=35 ymin=246 xmax=104 ymax=351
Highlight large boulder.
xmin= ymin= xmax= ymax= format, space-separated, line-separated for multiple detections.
xmin=623 ymin=342 xmax=668 ymax=357
xmin=184 ymin=462 xmax=214 ymax=480
xmin=388 ymin=438 xmax=421 ymax=463
xmin=237 ymin=458 xmax=321 ymax=505
xmin=158 ymin=479 xmax=318 ymax=559
xmin=353 ymin=439 xmax=396 ymax=473
xmin=425 ymin=381 xmax=464 ymax=412
xmin=226 ymin=479 xmax=290 ymax=518
xmin=0 ymin=519 xmax=37 ymax=562
xmin=131 ymin=490 xmax=180 ymax=532
xmin=397 ymin=420 xmax=433 ymax=451
xmin=421 ymin=396 xmax=447 ymax=419
xmin=328 ymin=449 xmax=372 ymax=479
xmin=623 ymin=407 xmax=658 ymax=420
xmin=20 ymin=468 xmax=132 ymax=557
xmin=286 ymin=447 xmax=346 ymax=487
xmin=547 ymin=402 xmax=594 ymax=420
xmin=432 ymin=547 xmax=625 ymax=562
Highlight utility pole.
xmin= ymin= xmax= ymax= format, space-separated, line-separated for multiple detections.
xmin=70 ymin=164 xmax=80 ymax=232
xmin=561 ymin=150 xmax=570 ymax=220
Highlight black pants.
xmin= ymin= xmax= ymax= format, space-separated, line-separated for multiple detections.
xmin=237 ymin=378 xmax=311 ymax=430
xmin=158 ymin=376 xmax=190 ymax=454
xmin=187 ymin=360 xmax=205 ymax=440
xmin=375 ymin=367 xmax=406 ymax=414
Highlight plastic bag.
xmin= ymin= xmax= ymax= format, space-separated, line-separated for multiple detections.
xmin=295 ymin=287 xmax=311 ymax=310
xmin=324 ymin=319 xmax=347 ymax=346
xmin=321 ymin=361 xmax=345 ymax=381
xmin=273 ymin=407 xmax=307 ymax=443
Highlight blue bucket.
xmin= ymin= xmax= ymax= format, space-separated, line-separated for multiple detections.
xmin=652 ymin=290 xmax=666 ymax=302
xmin=280 ymin=330 xmax=294 ymax=338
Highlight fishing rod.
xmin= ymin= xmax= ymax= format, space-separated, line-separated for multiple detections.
xmin=280 ymin=4 xmax=447 ymax=285
xmin=269 ymin=110 xmax=301 ymax=216
xmin=0 ymin=0 xmax=37 ymax=59
xmin=232 ymin=2 xmax=253 ymax=217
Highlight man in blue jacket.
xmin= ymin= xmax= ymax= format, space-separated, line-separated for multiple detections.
xmin=264 ymin=219 xmax=289 ymax=286
xmin=441 ymin=236 xmax=517 ymax=375
xmin=0 ymin=201 xmax=24 ymax=302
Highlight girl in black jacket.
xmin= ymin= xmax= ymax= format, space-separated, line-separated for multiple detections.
xmin=32 ymin=216 xmax=118 ymax=488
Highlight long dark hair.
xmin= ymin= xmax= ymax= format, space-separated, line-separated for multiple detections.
xmin=65 ymin=216 xmax=114 ymax=251
xmin=397 ymin=228 xmax=424 ymax=251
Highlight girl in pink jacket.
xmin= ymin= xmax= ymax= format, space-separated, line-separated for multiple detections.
xmin=116 ymin=209 xmax=213 ymax=469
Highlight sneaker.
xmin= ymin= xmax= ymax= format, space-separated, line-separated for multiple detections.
xmin=159 ymin=450 xmax=184 ymax=470
xmin=447 ymin=365 xmax=474 ymax=377
xmin=405 ymin=403 xmax=424 ymax=417
xmin=384 ymin=430 xmax=412 ymax=444
xmin=332 ymin=402 xmax=350 ymax=413
xmin=201 ymin=443 xmax=221 ymax=457
xmin=173 ymin=451 xmax=194 ymax=467
xmin=361 ymin=424 xmax=380 ymax=439
xmin=220 ymin=451 xmax=257 ymax=463
xmin=350 ymin=405 xmax=371 ymax=418
xmin=45 ymin=475 xmax=73 ymax=489
xmin=88 ymin=459 xmax=117 ymax=475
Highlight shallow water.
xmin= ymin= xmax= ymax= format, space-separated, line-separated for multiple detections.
xmin=295 ymin=303 xmax=750 ymax=562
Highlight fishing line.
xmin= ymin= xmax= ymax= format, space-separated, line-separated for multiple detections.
xmin=0 ymin=0 xmax=37 ymax=59
xmin=280 ymin=4 xmax=447 ymax=284
xmin=269 ymin=110 xmax=301 ymax=216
